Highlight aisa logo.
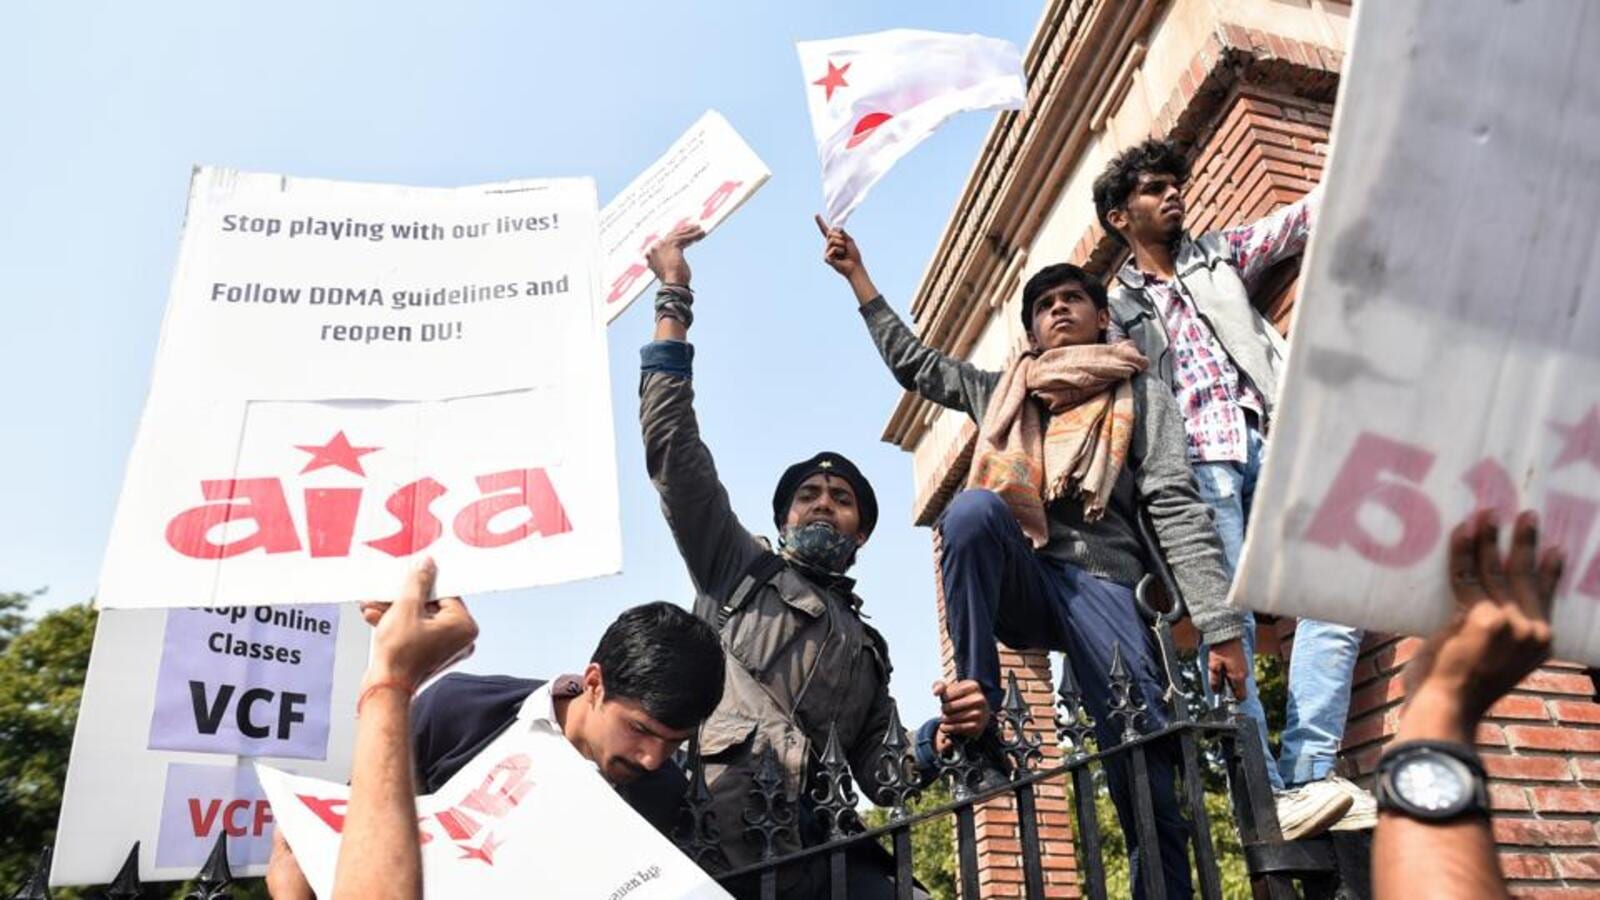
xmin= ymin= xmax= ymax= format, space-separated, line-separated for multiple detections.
xmin=164 ymin=431 xmax=571 ymax=560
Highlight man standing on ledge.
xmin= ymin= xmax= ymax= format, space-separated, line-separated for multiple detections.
xmin=1093 ymin=138 xmax=1367 ymax=839
xmin=638 ymin=223 xmax=984 ymax=899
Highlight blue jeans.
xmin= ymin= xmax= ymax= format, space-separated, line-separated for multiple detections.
xmin=937 ymin=490 xmax=1192 ymax=900
xmin=1193 ymin=426 xmax=1364 ymax=790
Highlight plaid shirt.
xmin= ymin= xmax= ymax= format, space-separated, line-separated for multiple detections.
xmin=1124 ymin=187 xmax=1320 ymax=463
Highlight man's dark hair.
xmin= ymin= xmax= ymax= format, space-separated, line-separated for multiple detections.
xmin=1020 ymin=263 xmax=1108 ymax=334
xmin=1092 ymin=138 xmax=1190 ymax=245
xmin=591 ymin=601 xmax=725 ymax=730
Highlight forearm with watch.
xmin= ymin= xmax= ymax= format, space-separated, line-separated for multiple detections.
xmin=1372 ymin=682 xmax=1504 ymax=899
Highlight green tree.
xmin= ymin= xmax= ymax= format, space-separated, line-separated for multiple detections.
xmin=0 ymin=590 xmax=96 ymax=890
xmin=862 ymin=779 xmax=957 ymax=900
xmin=0 ymin=593 xmax=269 ymax=899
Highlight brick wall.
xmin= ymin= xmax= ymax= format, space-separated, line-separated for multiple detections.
xmin=1342 ymin=634 xmax=1600 ymax=897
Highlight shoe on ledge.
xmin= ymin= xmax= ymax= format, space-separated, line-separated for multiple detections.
xmin=1275 ymin=778 xmax=1355 ymax=841
xmin=1325 ymin=774 xmax=1378 ymax=832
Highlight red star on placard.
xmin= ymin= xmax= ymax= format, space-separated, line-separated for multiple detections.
xmin=458 ymin=831 xmax=503 ymax=865
xmin=813 ymin=60 xmax=851 ymax=101
xmin=295 ymin=431 xmax=380 ymax=476
xmin=1550 ymin=404 xmax=1600 ymax=472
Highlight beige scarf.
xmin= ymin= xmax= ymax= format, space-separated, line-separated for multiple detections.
xmin=966 ymin=341 xmax=1148 ymax=547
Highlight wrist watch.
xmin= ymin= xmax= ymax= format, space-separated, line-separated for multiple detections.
xmin=1375 ymin=740 xmax=1490 ymax=821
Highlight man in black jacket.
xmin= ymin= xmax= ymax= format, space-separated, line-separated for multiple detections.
xmin=409 ymin=601 xmax=726 ymax=837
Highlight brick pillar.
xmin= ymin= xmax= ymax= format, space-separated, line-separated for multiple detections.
xmin=931 ymin=531 xmax=1081 ymax=897
xmin=1338 ymin=634 xmax=1600 ymax=896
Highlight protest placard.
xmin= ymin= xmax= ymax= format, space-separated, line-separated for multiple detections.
xmin=98 ymin=168 xmax=621 ymax=609
xmin=1230 ymin=0 xmax=1600 ymax=664
xmin=258 ymin=721 xmax=730 ymax=899
xmin=598 ymin=110 xmax=769 ymax=322
xmin=51 ymin=604 xmax=369 ymax=884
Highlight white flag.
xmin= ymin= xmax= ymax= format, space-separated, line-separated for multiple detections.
xmin=798 ymin=29 xmax=1026 ymax=225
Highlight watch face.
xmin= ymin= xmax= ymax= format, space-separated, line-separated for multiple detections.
xmin=1393 ymin=753 xmax=1474 ymax=814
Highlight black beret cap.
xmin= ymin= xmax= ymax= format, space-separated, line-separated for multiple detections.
xmin=771 ymin=451 xmax=879 ymax=538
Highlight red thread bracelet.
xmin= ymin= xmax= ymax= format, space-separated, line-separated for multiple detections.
xmin=357 ymin=679 xmax=413 ymax=716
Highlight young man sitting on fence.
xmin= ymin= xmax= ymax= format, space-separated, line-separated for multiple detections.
xmin=640 ymin=223 xmax=984 ymax=899
xmin=820 ymin=218 xmax=1250 ymax=900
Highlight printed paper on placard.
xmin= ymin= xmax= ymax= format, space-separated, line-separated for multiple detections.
xmin=51 ymin=604 xmax=368 ymax=886
xmin=98 ymin=169 xmax=620 ymax=608
xmin=259 ymin=723 xmax=730 ymax=899
xmin=597 ymin=110 xmax=770 ymax=322
xmin=147 ymin=604 xmax=342 ymax=758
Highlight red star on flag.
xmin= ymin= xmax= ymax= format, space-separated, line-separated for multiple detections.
xmin=459 ymin=831 xmax=503 ymax=865
xmin=813 ymin=60 xmax=850 ymax=101
xmin=1550 ymin=404 xmax=1600 ymax=472
xmin=295 ymin=431 xmax=381 ymax=476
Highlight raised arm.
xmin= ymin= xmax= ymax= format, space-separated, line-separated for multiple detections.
xmin=332 ymin=560 xmax=479 ymax=900
xmin=1221 ymin=182 xmax=1323 ymax=287
xmin=639 ymin=224 xmax=764 ymax=611
xmin=1373 ymin=511 xmax=1563 ymax=900
xmin=816 ymin=216 xmax=1000 ymax=418
xmin=1128 ymin=374 xmax=1248 ymax=682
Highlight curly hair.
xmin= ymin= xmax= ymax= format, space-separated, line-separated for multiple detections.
xmin=1092 ymin=139 xmax=1190 ymax=245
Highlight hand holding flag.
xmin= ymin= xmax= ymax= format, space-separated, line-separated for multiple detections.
xmin=798 ymin=29 xmax=1027 ymax=224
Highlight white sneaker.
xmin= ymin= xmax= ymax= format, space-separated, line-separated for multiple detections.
xmin=1274 ymin=779 xmax=1354 ymax=841
xmin=1325 ymin=774 xmax=1378 ymax=832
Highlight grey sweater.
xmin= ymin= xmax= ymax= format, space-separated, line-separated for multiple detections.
xmin=860 ymin=297 xmax=1245 ymax=644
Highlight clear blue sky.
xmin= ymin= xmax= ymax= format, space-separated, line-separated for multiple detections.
xmin=0 ymin=2 xmax=1044 ymax=731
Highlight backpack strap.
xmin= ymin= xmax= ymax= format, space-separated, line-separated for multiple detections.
xmin=717 ymin=551 xmax=787 ymax=629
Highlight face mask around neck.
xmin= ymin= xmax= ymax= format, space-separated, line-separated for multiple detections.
xmin=778 ymin=520 xmax=858 ymax=576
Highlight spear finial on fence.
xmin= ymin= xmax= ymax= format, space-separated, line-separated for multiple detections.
xmin=182 ymin=833 xmax=232 ymax=900
xmin=1107 ymin=641 xmax=1147 ymax=744
xmin=105 ymin=842 xmax=143 ymax=900
xmin=7 ymin=847 xmax=51 ymax=900
xmin=997 ymin=669 xmax=1043 ymax=775
xmin=1055 ymin=654 xmax=1097 ymax=757
xmin=872 ymin=702 xmax=922 ymax=818
xmin=810 ymin=723 xmax=861 ymax=841
xmin=674 ymin=734 xmax=730 ymax=871
xmin=936 ymin=732 xmax=986 ymax=802
xmin=742 ymin=745 xmax=796 ymax=862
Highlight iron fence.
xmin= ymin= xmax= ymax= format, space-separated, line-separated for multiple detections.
xmin=8 ymin=643 xmax=1368 ymax=900
xmin=671 ymin=577 xmax=1372 ymax=900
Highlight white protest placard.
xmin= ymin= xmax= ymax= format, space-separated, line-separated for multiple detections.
xmin=598 ymin=110 xmax=770 ymax=322
xmin=51 ymin=604 xmax=368 ymax=885
xmin=258 ymin=724 xmax=730 ymax=899
xmin=1231 ymin=0 xmax=1600 ymax=664
xmin=99 ymin=168 xmax=621 ymax=608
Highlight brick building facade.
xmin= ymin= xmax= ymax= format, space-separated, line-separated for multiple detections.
xmin=886 ymin=1 xmax=1600 ymax=895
